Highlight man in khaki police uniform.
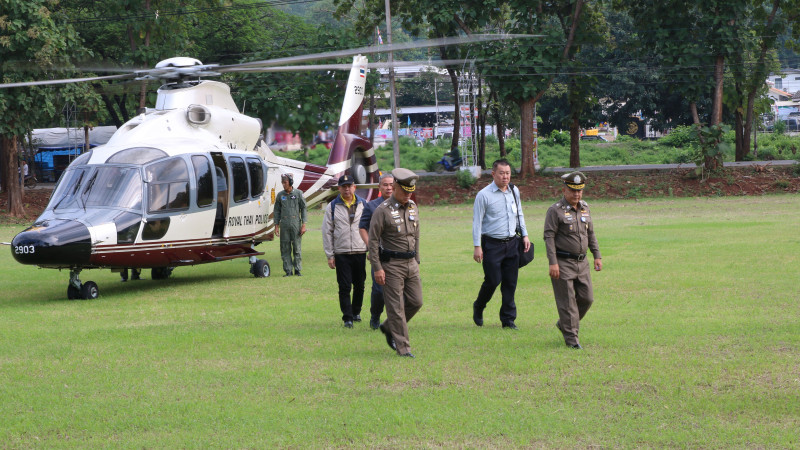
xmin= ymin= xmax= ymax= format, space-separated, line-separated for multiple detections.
xmin=368 ymin=168 xmax=422 ymax=358
xmin=543 ymin=171 xmax=602 ymax=350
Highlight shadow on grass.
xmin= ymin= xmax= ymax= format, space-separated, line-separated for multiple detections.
xmin=12 ymin=271 xmax=265 ymax=305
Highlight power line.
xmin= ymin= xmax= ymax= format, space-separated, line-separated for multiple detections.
xmin=68 ymin=0 xmax=326 ymax=25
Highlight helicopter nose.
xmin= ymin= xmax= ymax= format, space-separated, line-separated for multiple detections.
xmin=11 ymin=219 xmax=91 ymax=266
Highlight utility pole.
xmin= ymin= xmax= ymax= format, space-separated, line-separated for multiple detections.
xmin=385 ymin=0 xmax=400 ymax=167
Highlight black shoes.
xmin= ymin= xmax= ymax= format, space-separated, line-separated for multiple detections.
xmin=472 ymin=301 xmax=483 ymax=326
xmin=400 ymin=352 xmax=415 ymax=358
xmin=344 ymin=321 xmax=353 ymax=328
xmin=568 ymin=343 xmax=583 ymax=350
xmin=353 ymin=315 xmax=362 ymax=322
xmin=379 ymin=323 xmax=396 ymax=351
xmin=502 ymin=322 xmax=518 ymax=330
xmin=369 ymin=317 xmax=380 ymax=330
xmin=283 ymin=272 xmax=292 ymax=277
xmin=295 ymin=271 xmax=301 ymax=276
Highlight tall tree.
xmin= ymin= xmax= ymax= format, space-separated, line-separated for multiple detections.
xmin=628 ymin=0 xmax=747 ymax=169
xmin=63 ymin=0 xmax=223 ymax=125
xmin=0 ymin=0 xmax=96 ymax=216
xmin=478 ymin=0 xmax=586 ymax=176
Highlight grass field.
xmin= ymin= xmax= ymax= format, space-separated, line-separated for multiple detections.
xmin=1 ymin=195 xmax=799 ymax=447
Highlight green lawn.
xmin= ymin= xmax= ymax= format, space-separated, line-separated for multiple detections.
xmin=1 ymin=195 xmax=798 ymax=447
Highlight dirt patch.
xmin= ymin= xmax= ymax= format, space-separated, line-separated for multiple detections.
xmin=0 ymin=188 xmax=53 ymax=225
xmin=414 ymin=165 xmax=800 ymax=205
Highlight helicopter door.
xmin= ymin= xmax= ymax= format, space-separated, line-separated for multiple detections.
xmin=211 ymin=153 xmax=229 ymax=237
xmin=226 ymin=156 xmax=256 ymax=237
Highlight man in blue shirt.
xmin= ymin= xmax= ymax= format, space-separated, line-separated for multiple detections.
xmin=471 ymin=159 xmax=531 ymax=329
xmin=359 ymin=172 xmax=395 ymax=330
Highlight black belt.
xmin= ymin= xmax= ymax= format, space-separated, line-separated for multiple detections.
xmin=483 ymin=235 xmax=517 ymax=243
xmin=556 ymin=249 xmax=586 ymax=261
xmin=380 ymin=248 xmax=416 ymax=260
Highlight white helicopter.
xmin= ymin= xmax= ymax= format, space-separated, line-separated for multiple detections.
xmin=4 ymin=35 xmax=522 ymax=300
xmin=8 ymin=53 xmax=382 ymax=300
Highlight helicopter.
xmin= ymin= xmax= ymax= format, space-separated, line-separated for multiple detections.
xmin=7 ymin=54 xmax=382 ymax=300
xmin=3 ymin=35 xmax=526 ymax=300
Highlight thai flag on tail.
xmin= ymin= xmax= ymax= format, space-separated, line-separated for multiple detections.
xmin=359 ymin=68 xmax=365 ymax=78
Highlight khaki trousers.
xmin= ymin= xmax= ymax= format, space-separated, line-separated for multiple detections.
xmin=551 ymin=257 xmax=594 ymax=346
xmin=382 ymin=258 xmax=423 ymax=355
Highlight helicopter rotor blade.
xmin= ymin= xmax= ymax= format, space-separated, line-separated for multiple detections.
xmin=0 ymin=33 xmax=537 ymax=88
xmin=223 ymin=59 xmax=481 ymax=74
xmin=214 ymin=34 xmax=536 ymax=74
xmin=0 ymin=73 xmax=136 ymax=89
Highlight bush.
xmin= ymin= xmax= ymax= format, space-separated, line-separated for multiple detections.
xmin=658 ymin=125 xmax=697 ymax=148
xmin=614 ymin=135 xmax=637 ymax=143
xmin=549 ymin=130 xmax=570 ymax=146
xmin=774 ymin=119 xmax=786 ymax=135
xmin=456 ymin=168 xmax=476 ymax=188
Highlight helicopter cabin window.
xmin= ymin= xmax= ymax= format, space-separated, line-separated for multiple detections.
xmin=229 ymin=156 xmax=249 ymax=203
xmin=146 ymin=158 xmax=190 ymax=212
xmin=107 ymin=147 xmax=168 ymax=165
xmin=192 ymin=155 xmax=214 ymax=207
xmin=82 ymin=167 xmax=143 ymax=210
xmin=247 ymin=158 xmax=264 ymax=197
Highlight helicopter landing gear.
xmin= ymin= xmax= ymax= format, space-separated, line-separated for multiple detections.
xmin=152 ymin=267 xmax=174 ymax=280
xmin=250 ymin=257 xmax=270 ymax=278
xmin=67 ymin=269 xmax=99 ymax=300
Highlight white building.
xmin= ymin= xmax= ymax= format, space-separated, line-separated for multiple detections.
xmin=767 ymin=70 xmax=800 ymax=94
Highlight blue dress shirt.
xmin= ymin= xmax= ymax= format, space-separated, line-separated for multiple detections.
xmin=472 ymin=181 xmax=527 ymax=246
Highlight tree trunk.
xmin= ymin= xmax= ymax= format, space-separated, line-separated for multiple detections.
xmin=99 ymin=92 xmax=123 ymax=128
xmin=742 ymin=90 xmax=755 ymax=161
xmin=711 ymin=54 xmax=724 ymax=126
xmin=519 ymin=98 xmax=536 ymax=176
xmin=2 ymin=135 xmax=25 ymax=217
xmin=690 ymin=102 xmax=701 ymax=125
xmin=447 ymin=67 xmax=460 ymax=153
xmin=491 ymin=92 xmax=506 ymax=157
xmin=734 ymin=109 xmax=745 ymax=162
xmin=569 ymin=114 xmax=581 ymax=168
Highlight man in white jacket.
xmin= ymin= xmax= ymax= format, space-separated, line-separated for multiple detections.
xmin=322 ymin=174 xmax=368 ymax=328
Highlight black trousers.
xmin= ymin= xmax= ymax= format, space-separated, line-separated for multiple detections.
xmin=335 ymin=253 xmax=366 ymax=322
xmin=474 ymin=235 xmax=519 ymax=325
xmin=369 ymin=266 xmax=385 ymax=319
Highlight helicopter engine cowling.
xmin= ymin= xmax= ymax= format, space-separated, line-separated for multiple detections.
xmin=11 ymin=219 xmax=91 ymax=268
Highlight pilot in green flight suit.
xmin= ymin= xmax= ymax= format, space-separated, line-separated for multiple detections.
xmin=273 ymin=173 xmax=307 ymax=277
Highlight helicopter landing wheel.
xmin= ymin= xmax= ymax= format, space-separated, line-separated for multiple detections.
xmin=152 ymin=267 xmax=173 ymax=280
xmin=67 ymin=284 xmax=80 ymax=300
xmin=80 ymin=281 xmax=99 ymax=300
xmin=252 ymin=259 xmax=270 ymax=278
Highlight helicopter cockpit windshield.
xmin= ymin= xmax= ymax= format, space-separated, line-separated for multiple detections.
xmin=47 ymin=166 xmax=143 ymax=212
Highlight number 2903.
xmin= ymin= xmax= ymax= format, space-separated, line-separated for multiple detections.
xmin=15 ymin=245 xmax=35 ymax=255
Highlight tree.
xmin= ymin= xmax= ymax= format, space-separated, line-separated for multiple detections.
xmin=0 ymin=0 xmax=96 ymax=216
xmin=478 ymin=0 xmax=586 ymax=176
xmin=628 ymin=0 xmax=748 ymax=170
xmin=63 ymin=0 xmax=223 ymax=125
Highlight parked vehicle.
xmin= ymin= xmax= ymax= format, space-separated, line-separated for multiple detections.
xmin=434 ymin=154 xmax=463 ymax=173
xmin=580 ymin=135 xmax=608 ymax=142
xmin=24 ymin=174 xmax=37 ymax=188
